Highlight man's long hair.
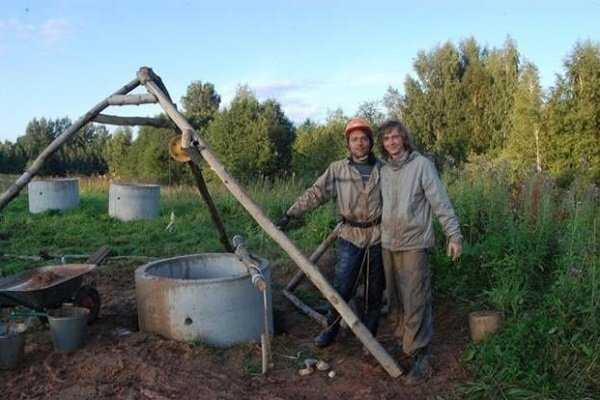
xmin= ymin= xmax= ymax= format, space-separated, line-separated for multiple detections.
xmin=377 ymin=120 xmax=415 ymax=159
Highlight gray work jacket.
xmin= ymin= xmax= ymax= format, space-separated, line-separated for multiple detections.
xmin=381 ymin=151 xmax=462 ymax=251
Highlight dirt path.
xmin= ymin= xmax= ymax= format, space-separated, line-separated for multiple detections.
xmin=0 ymin=259 xmax=470 ymax=400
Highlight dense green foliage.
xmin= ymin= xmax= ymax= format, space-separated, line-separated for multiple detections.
xmin=1 ymin=39 xmax=598 ymax=187
xmin=430 ymin=162 xmax=599 ymax=399
xmin=205 ymin=86 xmax=295 ymax=181
xmin=0 ymin=117 xmax=110 ymax=175
xmin=291 ymin=112 xmax=347 ymax=179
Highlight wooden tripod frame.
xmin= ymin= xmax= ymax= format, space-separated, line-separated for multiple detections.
xmin=0 ymin=67 xmax=403 ymax=377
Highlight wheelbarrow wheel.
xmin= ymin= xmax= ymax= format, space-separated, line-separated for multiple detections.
xmin=74 ymin=285 xmax=101 ymax=324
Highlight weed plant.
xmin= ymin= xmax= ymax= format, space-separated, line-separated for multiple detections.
xmin=432 ymin=160 xmax=599 ymax=399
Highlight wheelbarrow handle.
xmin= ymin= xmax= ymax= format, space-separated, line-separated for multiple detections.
xmin=9 ymin=310 xmax=48 ymax=318
xmin=0 ymin=291 xmax=41 ymax=312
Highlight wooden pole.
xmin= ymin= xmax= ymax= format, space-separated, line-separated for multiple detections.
xmin=188 ymin=162 xmax=233 ymax=253
xmin=138 ymin=67 xmax=402 ymax=378
xmin=106 ymin=93 xmax=157 ymax=106
xmin=0 ymin=77 xmax=141 ymax=212
xmin=282 ymin=289 xmax=328 ymax=327
xmin=283 ymin=223 xmax=341 ymax=327
xmin=93 ymin=114 xmax=171 ymax=128
xmin=286 ymin=222 xmax=342 ymax=291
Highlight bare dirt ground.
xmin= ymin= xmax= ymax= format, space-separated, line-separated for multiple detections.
xmin=1 ymin=256 xmax=470 ymax=400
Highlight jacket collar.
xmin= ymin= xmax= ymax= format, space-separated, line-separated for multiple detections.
xmin=385 ymin=151 xmax=419 ymax=170
xmin=346 ymin=152 xmax=378 ymax=166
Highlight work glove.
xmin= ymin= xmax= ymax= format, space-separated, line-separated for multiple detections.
xmin=447 ymin=239 xmax=462 ymax=262
xmin=276 ymin=213 xmax=291 ymax=230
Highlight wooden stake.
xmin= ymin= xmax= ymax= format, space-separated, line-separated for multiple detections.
xmin=139 ymin=67 xmax=402 ymax=378
xmin=0 ymin=78 xmax=141 ymax=212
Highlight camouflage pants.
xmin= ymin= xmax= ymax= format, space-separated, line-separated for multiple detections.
xmin=382 ymin=249 xmax=433 ymax=356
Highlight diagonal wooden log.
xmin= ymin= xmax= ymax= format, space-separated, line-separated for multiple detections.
xmin=93 ymin=114 xmax=171 ymax=128
xmin=138 ymin=67 xmax=403 ymax=378
xmin=0 ymin=77 xmax=141 ymax=212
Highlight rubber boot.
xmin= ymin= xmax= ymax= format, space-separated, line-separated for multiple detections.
xmin=363 ymin=315 xmax=379 ymax=337
xmin=314 ymin=320 xmax=340 ymax=348
xmin=401 ymin=347 xmax=432 ymax=386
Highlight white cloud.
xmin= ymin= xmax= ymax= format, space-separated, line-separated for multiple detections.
xmin=0 ymin=18 xmax=36 ymax=40
xmin=219 ymin=71 xmax=402 ymax=124
xmin=39 ymin=19 xmax=71 ymax=45
xmin=279 ymin=97 xmax=323 ymax=123
xmin=0 ymin=18 xmax=72 ymax=47
xmin=252 ymin=80 xmax=321 ymax=99
xmin=219 ymin=79 xmax=324 ymax=123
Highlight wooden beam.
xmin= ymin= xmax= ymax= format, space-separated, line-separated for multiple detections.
xmin=188 ymin=162 xmax=233 ymax=253
xmin=286 ymin=222 xmax=342 ymax=292
xmin=283 ymin=289 xmax=328 ymax=327
xmin=0 ymin=77 xmax=141 ymax=212
xmin=138 ymin=67 xmax=403 ymax=378
xmin=93 ymin=114 xmax=171 ymax=128
xmin=107 ymin=94 xmax=157 ymax=106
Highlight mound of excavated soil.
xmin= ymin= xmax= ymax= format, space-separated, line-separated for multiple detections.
xmin=0 ymin=258 xmax=469 ymax=400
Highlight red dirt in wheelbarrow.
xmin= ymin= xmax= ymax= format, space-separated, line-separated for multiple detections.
xmin=28 ymin=271 xmax=62 ymax=289
xmin=0 ymin=258 xmax=470 ymax=400
xmin=4 ymin=264 xmax=96 ymax=292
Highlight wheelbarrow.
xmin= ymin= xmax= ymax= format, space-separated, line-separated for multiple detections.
xmin=0 ymin=264 xmax=101 ymax=323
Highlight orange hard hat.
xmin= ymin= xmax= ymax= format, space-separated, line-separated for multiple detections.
xmin=344 ymin=118 xmax=373 ymax=140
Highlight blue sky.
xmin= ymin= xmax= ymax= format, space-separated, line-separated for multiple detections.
xmin=1 ymin=0 xmax=598 ymax=142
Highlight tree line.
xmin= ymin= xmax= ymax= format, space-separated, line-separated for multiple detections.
xmin=1 ymin=38 xmax=598 ymax=185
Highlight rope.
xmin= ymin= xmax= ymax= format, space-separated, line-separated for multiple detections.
xmin=165 ymin=155 xmax=176 ymax=233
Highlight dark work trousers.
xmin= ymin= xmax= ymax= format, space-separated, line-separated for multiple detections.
xmin=325 ymin=238 xmax=385 ymax=335
xmin=382 ymin=249 xmax=433 ymax=356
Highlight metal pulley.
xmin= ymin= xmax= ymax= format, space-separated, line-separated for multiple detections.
xmin=169 ymin=135 xmax=191 ymax=162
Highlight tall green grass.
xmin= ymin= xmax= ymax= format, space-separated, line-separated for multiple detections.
xmin=1 ymin=169 xmax=597 ymax=398
xmin=432 ymin=160 xmax=599 ymax=399
xmin=0 ymin=175 xmax=334 ymax=276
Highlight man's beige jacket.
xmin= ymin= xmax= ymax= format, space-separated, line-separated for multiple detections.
xmin=286 ymin=158 xmax=382 ymax=248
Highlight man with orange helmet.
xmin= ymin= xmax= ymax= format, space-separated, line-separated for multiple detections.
xmin=277 ymin=118 xmax=385 ymax=348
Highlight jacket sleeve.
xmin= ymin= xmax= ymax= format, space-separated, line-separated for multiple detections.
xmin=421 ymin=159 xmax=463 ymax=242
xmin=286 ymin=165 xmax=335 ymax=218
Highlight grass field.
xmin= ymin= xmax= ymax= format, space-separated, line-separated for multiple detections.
xmin=0 ymin=175 xmax=336 ymax=276
xmin=0 ymin=169 xmax=598 ymax=399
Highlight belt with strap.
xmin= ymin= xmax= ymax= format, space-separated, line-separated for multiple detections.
xmin=341 ymin=215 xmax=381 ymax=229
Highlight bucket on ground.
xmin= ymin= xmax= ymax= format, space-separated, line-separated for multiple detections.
xmin=108 ymin=182 xmax=160 ymax=221
xmin=469 ymin=310 xmax=503 ymax=343
xmin=47 ymin=306 xmax=89 ymax=352
xmin=28 ymin=178 xmax=80 ymax=214
xmin=135 ymin=253 xmax=273 ymax=347
xmin=0 ymin=323 xmax=26 ymax=370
